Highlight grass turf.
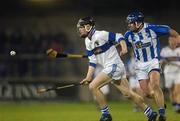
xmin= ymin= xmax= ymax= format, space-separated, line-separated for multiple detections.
xmin=0 ymin=101 xmax=179 ymax=121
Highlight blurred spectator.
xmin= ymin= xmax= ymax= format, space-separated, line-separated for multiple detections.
xmin=160 ymin=39 xmax=180 ymax=113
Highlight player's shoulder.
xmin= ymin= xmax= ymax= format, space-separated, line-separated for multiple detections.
xmin=144 ymin=23 xmax=156 ymax=29
xmin=146 ymin=23 xmax=170 ymax=29
xmin=94 ymin=30 xmax=107 ymax=35
xmin=94 ymin=30 xmax=109 ymax=38
xmin=124 ymin=30 xmax=133 ymax=38
xmin=95 ymin=30 xmax=107 ymax=33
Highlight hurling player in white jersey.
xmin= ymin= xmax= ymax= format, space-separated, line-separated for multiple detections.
xmin=160 ymin=39 xmax=180 ymax=113
xmin=77 ymin=17 xmax=157 ymax=121
xmin=124 ymin=11 xmax=180 ymax=121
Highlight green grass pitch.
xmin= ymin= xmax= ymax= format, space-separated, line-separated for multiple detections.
xmin=0 ymin=101 xmax=179 ymax=121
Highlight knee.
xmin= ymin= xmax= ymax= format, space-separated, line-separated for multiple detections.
xmin=112 ymin=80 xmax=121 ymax=85
xmin=144 ymin=92 xmax=154 ymax=98
xmin=122 ymin=90 xmax=132 ymax=99
xmin=89 ymin=83 xmax=94 ymax=91
xmin=141 ymin=88 xmax=151 ymax=96
xmin=151 ymin=83 xmax=160 ymax=91
xmin=89 ymin=83 xmax=97 ymax=92
xmin=141 ymin=89 xmax=153 ymax=98
xmin=141 ymin=86 xmax=154 ymax=98
xmin=149 ymin=72 xmax=160 ymax=88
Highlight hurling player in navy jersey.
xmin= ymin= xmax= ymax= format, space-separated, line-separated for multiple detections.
xmin=124 ymin=11 xmax=180 ymax=121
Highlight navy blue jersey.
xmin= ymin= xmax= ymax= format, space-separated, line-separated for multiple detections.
xmin=124 ymin=23 xmax=170 ymax=62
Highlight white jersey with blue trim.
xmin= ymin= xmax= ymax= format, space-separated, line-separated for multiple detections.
xmin=124 ymin=23 xmax=170 ymax=62
xmin=85 ymin=30 xmax=124 ymax=68
xmin=160 ymin=46 xmax=180 ymax=66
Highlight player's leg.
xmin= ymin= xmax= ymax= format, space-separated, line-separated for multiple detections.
xmin=112 ymin=78 xmax=157 ymax=121
xmin=89 ymin=72 xmax=112 ymax=121
xmin=94 ymin=64 xmax=110 ymax=97
xmin=89 ymin=73 xmax=110 ymax=108
xmin=149 ymin=71 xmax=164 ymax=106
xmin=149 ymin=70 xmax=166 ymax=121
xmin=163 ymin=71 xmax=176 ymax=110
xmin=168 ymin=87 xmax=176 ymax=109
xmin=173 ymin=76 xmax=180 ymax=113
xmin=139 ymin=79 xmax=155 ymax=108
xmin=139 ymin=79 xmax=154 ymax=98
xmin=164 ymin=68 xmax=180 ymax=112
xmin=129 ymin=76 xmax=144 ymax=112
xmin=133 ymin=87 xmax=144 ymax=112
xmin=112 ymin=78 xmax=146 ymax=109
xmin=136 ymin=68 xmax=154 ymax=98
xmin=93 ymin=64 xmax=110 ymax=109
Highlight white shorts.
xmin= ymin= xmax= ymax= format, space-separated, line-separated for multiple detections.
xmin=129 ymin=76 xmax=140 ymax=88
xmin=164 ymin=65 xmax=180 ymax=88
xmin=93 ymin=64 xmax=110 ymax=94
xmin=94 ymin=64 xmax=103 ymax=77
xmin=135 ymin=58 xmax=160 ymax=81
xmin=102 ymin=63 xmax=126 ymax=80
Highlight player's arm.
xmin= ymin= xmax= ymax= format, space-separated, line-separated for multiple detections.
xmin=124 ymin=31 xmax=133 ymax=48
xmin=80 ymin=65 xmax=95 ymax=85
xmin=160 ymin=48 xmax=169 ymax=66
xmin=80 ymin=60 xmax=96 ymax=85
xmin=159 ymin=55 xmax=169 ymax=66
xmin=80 ymin=42 xmax=97 ymax=85
xmin=119 ymin=40 xmax=128 ymax=56
xmin=162 ymin=56 xmax=180 ymax=61
xmin=160 ymin=48 xmax=180 ymax=68
xmin=160 ymin=56 xmax=180 ymax=69
xmin=148 ymin=24 xmax=180 ymax=46
xmin=109 ymin=32 xmax=128 ymax=56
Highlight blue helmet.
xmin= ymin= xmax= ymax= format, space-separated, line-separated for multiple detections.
xmin=126 ymin=11 xmax=144 ymax=23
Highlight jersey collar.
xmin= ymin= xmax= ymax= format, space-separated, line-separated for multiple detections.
xmin=88 ymin=28 xmax=96 ymax=40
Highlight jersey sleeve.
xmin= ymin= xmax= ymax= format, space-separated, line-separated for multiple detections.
xmin=124 ymin=31 xmax=132 ymax=48
xmin=85 ymin=40 xmax=97 ymax=68
xmin=108 ymin=31 xmax=125 ymax=43
xmin=147 ymin=24 xmax=171 ymax=36
xmin=101 ymin=31 xmax=125 ymax=43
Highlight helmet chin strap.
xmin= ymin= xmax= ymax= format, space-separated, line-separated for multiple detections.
xmin=135 ymin=22 xmax=143 ymax=31
xmin=135 ymin=22 xmax=142 ymax=28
